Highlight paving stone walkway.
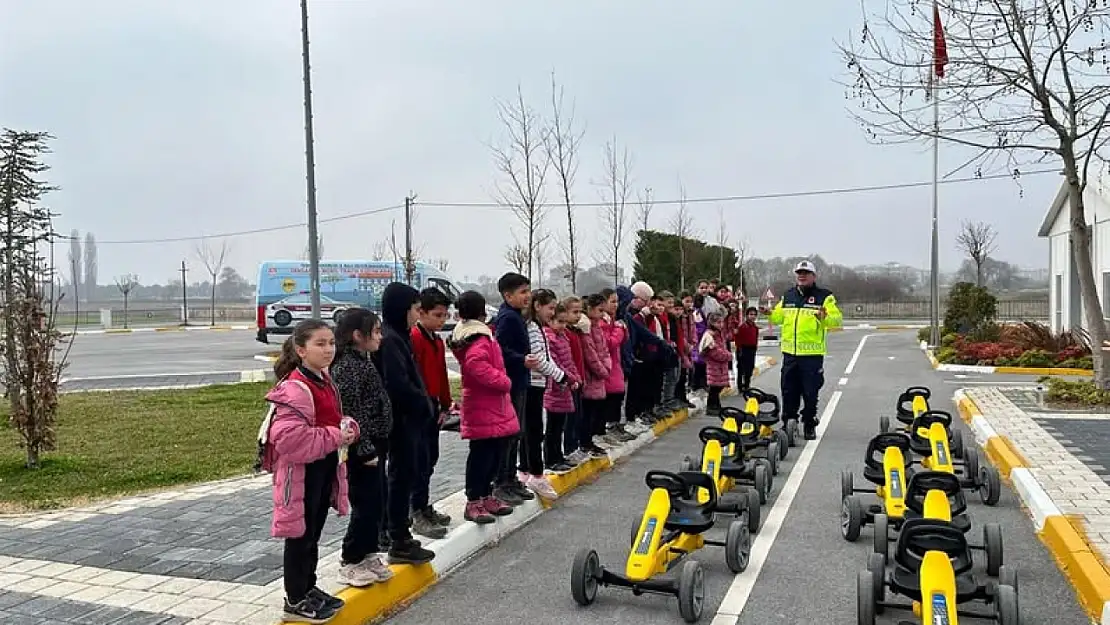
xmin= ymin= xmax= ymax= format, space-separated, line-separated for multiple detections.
xmin=968 ymin=387 xmax=1110 ymax=564
xmin=0 ymin=433 xmax=469 ymax=625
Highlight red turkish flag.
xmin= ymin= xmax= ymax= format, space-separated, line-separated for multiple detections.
xmin=933 ymin=3 xmax=949 ymax=78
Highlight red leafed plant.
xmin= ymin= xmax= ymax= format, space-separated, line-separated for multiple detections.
xmin=954 ymin=341 xmax=1022 ymax=365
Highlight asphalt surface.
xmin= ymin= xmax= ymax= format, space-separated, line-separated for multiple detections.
xmin=379 ymin=330 xmax=1092 ymax=625
xmin=62 ymin=329 xmax=262 ymax=379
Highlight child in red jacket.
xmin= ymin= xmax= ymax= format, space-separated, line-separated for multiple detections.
xmin=734 ymin=306 xmax=760 ymax=391
xmin=410 ymin=288 xmax=454 ymax=539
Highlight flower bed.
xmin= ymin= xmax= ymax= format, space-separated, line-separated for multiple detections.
xmin=927 ymin=321 xmax=1093 ymax=370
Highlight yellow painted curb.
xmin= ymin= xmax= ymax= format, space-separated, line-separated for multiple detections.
xmin=925 ymin=349 xmax=939 ymax=369
xmin=155 ymin=326 xmax=184 ymax=332
xmin=318 ymin=562 xmax=437 ymax=625
xmin=1040 ymin=516 xmax=1110 ymax=620
xmin=993 ymin=365 xmax=1094 ymax=376
xmin=982 ymin=436 xmax=1026 ymax=478
xmin=104 ymin=329 xmax=131 ymax=334
xmin=547 ymin=455 xmax=613 ymax=496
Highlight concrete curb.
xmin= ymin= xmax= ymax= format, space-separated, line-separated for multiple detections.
xmin=919 ymin=343 xmax=1093 ymax=377
xmin=58 ymin=370 xmax=275 ymax=393
xmin=954 ymin=389 xmax=1110 ymax=624
xmin=68 ymin=324 xmax=253 ymax=336
xmin=284 ymin=357 xmax=776 ymax=625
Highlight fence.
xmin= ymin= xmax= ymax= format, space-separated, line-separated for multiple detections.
xmin=55 ymin=305 xmax=255 ymax=327
xmin=838 ymin=300 xmax=1049 ymax=321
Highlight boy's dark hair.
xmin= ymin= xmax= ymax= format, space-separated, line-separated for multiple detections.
xmin=679 ymin=290 xmax=692 ymax=300
xmin=649 ymin=294 xmax=663 ymax=302
xmin=273 ymin=319 xmax=331 ymax=379
xmin=696 ymin=279 xmax=709 ymax=287
xmin=599 ymin=287 xmax=616 ymax=300
xmin=456 ymin=290 xmax=487 ymax=321
xmin=585 ymin=293 xmax=606 ymax=309
xmin=745 ymin=306 xmax=758 ymax=315
xmin=497 ymin=272 xmax=530 ymax=297
xmin=335 ymin=308 xmax=380 ymax=353
xmin=419 ymin=287 xmax=451 ymax=311
xmin=658 ymin=290 xmax=675 ymax=299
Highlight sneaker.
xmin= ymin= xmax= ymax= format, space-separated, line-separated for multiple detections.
xmin=492 ymin=484 xmax=524 ymax=506
xmin=308 ymin=587 xmax=344 ymax=613
xmin=510 ymin=480 xmax=536 ymax=500
xmin=602 ymin=432 xmax=623 ymax=446
xmin=683 ymin=399 xmax=696 ymax=408
xmin=565 ymin=449 xmax=589 ymax=464
xmin=803 ymin=422 xmax=817 ymax=440
xmin=586 ymin=444 xmax=608 ymax=458
xmin=423 ymin=505 xmax=451 ymax=527
xmin=546 ymin=462 xmax=574 ymax=473
xmin=481 ymin=496 xmax=514 ymax=516
xmin=613 ymin=425 xmax=637 ymax=441
xmin=362 ymin=555 xmax=394 ymax=582
xmin=464 ymin=500 xmax=495 ymax=524
xmin=526 ymin=474 xmax=559 ymax=500
xmin=387 ymin=539 xmax=435 ymax=565
xmin=284 ymin=594 xmax=336 ymax=624
xmin=411 ymin=510 xmax=448 ymax=539
xmin=338 ymin=561 xmax=380 ymax=588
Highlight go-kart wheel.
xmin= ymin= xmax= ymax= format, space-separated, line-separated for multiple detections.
xmin=630 ymin=517 xmax=643 ymax=548
xmin=998 ymin=565 xmax=1019 ymax=596
xmin=951 ymin=428 xmax=965 ymax=459
xmin=767 ymin=442 xmax=780 ymax=475
xmin=754 ymin=462 xmax=770 ymax=504
xmin=570 ymin=548 xmax=601 ymax=606
xmin=841 ymin=469 xmax=855 ymax=500
xmin=725 ymin=520 xmax=751 ymax=573
xmin=879 ymin=415 xmax=890 ymax=433
xmin=679 ymin=455 xmax=697 ymax=472
xmin=775 ymin=429 xmax=789 ymax=459
xmin=980 ymin=465 xmax=1002 ymax=506
xmin=995 ymin=582 xmax=1019 ymax=625
xmin=842 ymin=495 xmax=864 ymax=542
xmin=745 ymin=489 xmax=762 ymax=533
xmin=856 ymin=569 xmax=876 ymax=625
xmin=785 ymin=418 xmax=799 ymax=447
xmin=872 ymin=513 xmax=889 ymax=564
xmin=964 ymin=443 xmax=980 ymax=479
xmin=677 ymin=560 xmax=706 ymax=623
xmin=866 ymin=552 xmax=886 ymax=614
xmin=984 ymin=522 xmax=1004 ymax=576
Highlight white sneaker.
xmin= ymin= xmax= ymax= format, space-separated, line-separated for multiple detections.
xmin=526 ymin=474 xmax=559 ymax=500
xmin=363 ymin=555 xmax=394 ymax=582
xmin=339 ymin=560 xmax=380 ymax=587
xmin=566 ymin=449 xmax=588 ymax=464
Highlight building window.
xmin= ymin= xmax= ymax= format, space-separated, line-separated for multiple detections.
xmin=1055 ymin=274 xmax=1063 ymax=331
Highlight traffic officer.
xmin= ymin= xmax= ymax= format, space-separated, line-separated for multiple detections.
xmin=768 ymin=260 xmax=843 ymax=440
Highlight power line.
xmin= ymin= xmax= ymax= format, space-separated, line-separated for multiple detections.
xmin=77 ymin=168 xmax=1057 ymax=245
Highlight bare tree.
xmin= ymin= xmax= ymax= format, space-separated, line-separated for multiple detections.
xmin=114 ymin=273 xmax=138 ymax=328
xmin=194 ymin=239 xmax=229 ymax=326
xmin=432 ymin=258 xmax=450 ymax=273
xmin=301 ymin=234 xmax=324 ymax=261
xmin=66 ymin=229 xmax=80 ymax=299
xmin=735 ymin=237 xmax=750 ymax=300
xmin=635 ymin=186 xmax=655 ymax=233
xmin=596 ymin=137 xmax=633 ymax=286
xmin=841 ymin=1 xmax=1110 ymax=384
xmin=544 ymin=72 xmax=585 ymax=293
xmin=715 ymin=205 xmax=728 ymax=281
xmin=386 ymin=219 xmax=424 ymax=284
xmin=670 ymin=180 xmax=697 ymax=291
xmin=370 ymin=239 xmax=390 ymax=261
xmin=0 ymin=129 xmax=65 ymax=468
xmin=504 ymin=243 xmax=529 ymax=274
xmin=492 ymin=85 xmax=550 ymax=279
xmin=534 ymin=233 xmax=553 ymax=288
xmin=955 ymin=220 xmax=998 ymax=287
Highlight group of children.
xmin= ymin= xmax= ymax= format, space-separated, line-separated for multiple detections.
xmin=258 ymin=273 xmax=765 ymax=624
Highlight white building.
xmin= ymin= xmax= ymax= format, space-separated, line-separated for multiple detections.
xmin=1037 ymin=172 xmax=1110 ymax=333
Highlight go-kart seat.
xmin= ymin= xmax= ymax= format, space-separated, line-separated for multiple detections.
xmin=903 ymin=471 xmax=972 ymax=533
xmin=889 ymin=519 xmax=979 ymax=602
xmin=861 ymin=432 xmax=914 ymax=487
xmin=908 ymin=411 xmax=955 ymax=456
xmin=699 ymin=427 xmax=752 ymax=477
xmin=645 ymin=470 xmax=718 ymax=535
xmin=895 ymin=386 xmax=932 ymax=425
xmin=743 ymin=388 xmax=781 ymax=425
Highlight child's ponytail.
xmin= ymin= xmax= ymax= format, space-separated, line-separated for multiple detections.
xmin=273 ymin=336 xmax=300 ymax=380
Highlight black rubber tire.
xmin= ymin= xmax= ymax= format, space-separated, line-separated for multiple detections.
xmin=630 ymin=517 xmax=643 ymax=548
xmin=964 ymin=443 xmax=980 ymax=480
xmin=725 ymin=520 xmax=751 ymax=573
xmin=842 ymin=495 xmax=864 ymax=542
xmin=677 ymin=560 xmax=706 ymax=623
xmin=680 ymin=455 xmax=697 ymax=472
xmin=857 ymin=569 xmax=876 ymax=625
xmin=786 ymin=419 xmax=799 ymax=447
xmin=879 ymin=415 xmax=890 ymax=433
xmin=867 ymin=552 xmax=887 ymax=614
xmin=980 ymin=465 xmax=1002 ymax=506
xmin=984 ymin=522 xmax=1004 ymax=576
xmin=746 ymin=489 xmax=762 ymax=533
xmin=995 ymin=583 xmax=1019 ymax=625
xmin=873 ymin=513 xmax=889 ymax=565
xmin=754 ymin=463 xmax=769 ymax=504
xmin=273 ymin=310 xmax=293 ymax=326
xmin=998 ymin=565 xmax=1018 ymax=595
xmin=570 ymin=548 xmax=600 ymax=606
xmin=841 ymin=469 xmax=855 ymax=500
xmin=767 ymin=442 xmax=780 ymax=475
xmin=951 ymin=428 xmax=965 ymax=459
xmin=775 ymin=429 xmax=789 ymax=459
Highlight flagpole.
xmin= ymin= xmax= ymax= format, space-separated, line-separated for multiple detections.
xmin=929 ymin=0 xmax=942 ymax=348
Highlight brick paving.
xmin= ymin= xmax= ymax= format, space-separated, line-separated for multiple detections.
xmin=967 ymin=387 xmax=1110 ymax=564
xmin=0 ymin=433 xmax=469 ymax=625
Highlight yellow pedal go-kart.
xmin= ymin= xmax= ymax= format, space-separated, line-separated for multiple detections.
xmin=856 ymin=484 xmax=1019 ymax=625
xmin=879 ymin=386 xmax=965 ymax=460
xmin=675 ymin=426 xmax=763 ymax=533
xmin=685 ymin=409 xmax=774 ymax=502
xmin=719 ymin=404 xmax=783 ymax=477
xmin=907 ymin=410 xmax=1002 ymax=507
xmin=741 ymin=387 xmax=797 ymax=454
xmin=840 ymin=432 xmax=916 ymax=542
xmin=570 ymin=470 xmax=752 ymax=623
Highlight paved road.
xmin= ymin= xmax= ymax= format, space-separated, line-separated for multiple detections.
xmin=379 ymin=331 xmax=1091 ymax=625
xmin=62 ymin=330 xmax=263 ymax=379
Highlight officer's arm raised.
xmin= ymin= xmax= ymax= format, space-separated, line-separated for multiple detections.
xmin=821 ymin=294 xmax=844 ymax=329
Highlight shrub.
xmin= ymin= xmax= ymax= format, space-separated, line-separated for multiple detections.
xmin=952 ymin=340 xmax=1022 ymax=366
xmin=968 ymin=321 xmax=1001 ymax=343
xmin=1015 ymin=349 xmax=1055 ymax=368
xmin=999 ymin=320 xmax=1091 ymax=354
xmin=936 ymin=346 xmax=957 ymax=363
xmin=1042 ymin=377 xmax=1110 ymax=406
xmin=917 ymin=327 xmax=931 ymax=343
xmin=943 ymin=283 xmax=997 ymax=335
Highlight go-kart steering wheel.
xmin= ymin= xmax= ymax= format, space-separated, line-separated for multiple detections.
xmin=869 ymin=432 xmax=913 ymax=455
xmin=744 ymin=388 xmax=771 ymax=402
xmin=912 ymin=410 xmax=953 ymax=430
xmin=904 ymin=386 xmax=931 ymax=400
xmin=719 ymin=406 xmax=750 ymax=423
xmin=699 ymin=426 xmax=742 ymax=446
xmin=645 ymin=470 xmax=689 ymax=497
xmin=908 ymin=470 xmax=962 ymax=498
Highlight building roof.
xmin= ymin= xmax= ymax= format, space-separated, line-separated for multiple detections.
xmin=1037 ymin=179 xmax=1070 ymax=237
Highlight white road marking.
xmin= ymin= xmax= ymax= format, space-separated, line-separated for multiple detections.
xmin=712 ymin=389 xmax=845 ymax=624
xmin=838 ymin=377 xmax=848 ymax=386
xmin=843 ymin=333 xmax=871 ymax=375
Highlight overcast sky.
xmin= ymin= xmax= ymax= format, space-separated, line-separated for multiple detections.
xmin=1 ymin=0 xmax=1058 ymax=286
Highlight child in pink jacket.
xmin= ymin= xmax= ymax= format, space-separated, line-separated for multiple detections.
xmin=577 ymin=293 xmax=614 ymax=457
xmin=699 ymin=312 xmax=733 ymax=416
xmin=259 ymin=319 xmax=359 ymax=623
xmin=543 ymin=303 xmax=581 ymax=473
xmin=448 ymin=291 xmax=522 ymax=525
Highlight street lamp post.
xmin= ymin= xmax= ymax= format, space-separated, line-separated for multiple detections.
xmin=300 ymin=0 xmax=322 ymax=320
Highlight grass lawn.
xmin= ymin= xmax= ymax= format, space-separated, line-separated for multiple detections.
xmin=0 ymin=378 xmax=463 ymax=512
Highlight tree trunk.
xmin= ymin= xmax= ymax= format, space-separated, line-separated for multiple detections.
xmin=210 ymin=283 xmax=216 ymax=326
xmin=123 ymin=294 xmax=129 ymax=329
xmin=975 ymin=261 xmax=983 ymax=287
xmin=1066 ymin=174 xmax=1110 ymax=388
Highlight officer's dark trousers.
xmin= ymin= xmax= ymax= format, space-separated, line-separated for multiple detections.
xmin=780 ymin=353 xmax=824 ymax=425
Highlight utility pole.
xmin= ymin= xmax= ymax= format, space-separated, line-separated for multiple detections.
xmin=180 ymin=260 xmax=189 ymax=326
xmin=300 ymin=0 xmax=322 ymax=320
xmin=403 ymin=193 xmax=416 ymax=285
